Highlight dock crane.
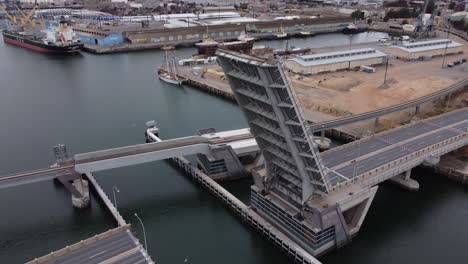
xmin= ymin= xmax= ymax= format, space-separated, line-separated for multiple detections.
xmin=14 ymin=5 xmax=37 ymax=30
xmin=13 ymin=5 xmax=45 ymax=31
xmin=0 ymin=3 xmax=17 ymax=25
xmin=414 ymin=0 xmax=436 ymax=39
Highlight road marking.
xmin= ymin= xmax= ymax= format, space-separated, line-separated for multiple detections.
xmin=89 ymin=250 xmax=107 ymax=259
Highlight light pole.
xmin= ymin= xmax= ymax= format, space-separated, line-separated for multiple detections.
xmin=441 ymin=24 xmax=451 ymax=69
xmin=112 ymin=186 xmax=120 ymax=210
xmin=134 ymin=213 xmax=148 ymax=252
xmin=383 ymin=55 xmax=390 ymax=85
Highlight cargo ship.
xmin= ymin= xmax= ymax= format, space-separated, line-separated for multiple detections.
xmin=2 ymin=21 xmax=83 ymax=54
xmin=195 ymin=34 xmax=255 ymax=56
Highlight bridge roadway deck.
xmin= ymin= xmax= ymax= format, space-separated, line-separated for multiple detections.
xmin=321 ymin=108 xmax=468 ymax=187
xmin=1 ymin=108 xmax=467 ymax=193
xmin=27 ymin=225 xmax=152 ymax=264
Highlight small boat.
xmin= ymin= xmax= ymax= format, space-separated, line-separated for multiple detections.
xmin=158 ymin=46 xmax=183 ymax=85
xmin=298 ymin=30 xmax=312 ymax=37
xmin=178 ymin=56 xmax=217 ymax=66
xmin=275 ymin=26 xmax=288 ymax=39
xmin=342 ymin=24 xmax=366 ymax=34
xmin=195 ymin=35 xmax=255 ymax=56
xmin=273 ymin=46 xmax=311 ymax=56
xmin=273 ymin=40 xmax=311 ymax=56
xmin=159 ymin=71 xmax=183 ymax=85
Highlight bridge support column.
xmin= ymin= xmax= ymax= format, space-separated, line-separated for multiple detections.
xmin=71 ymin=179 xmax=90 ymax=209
xmin=411 ymin=106 xmax=421 ymax=123
xmin=374 ymin=117 xmax=380 ymax=129
xmin=415 ymin=105 xmax=420 ymax=115
xmin=389 ymin=169 xmax=420 ymax=191
xmin=312 ymin=131 xmax=331 ymax=150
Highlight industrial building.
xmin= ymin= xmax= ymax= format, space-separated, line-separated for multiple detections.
xmin=76 ymin=31 xmax=124 ymax=46
xmin=245 ymin=17 xmax=350 ymax=34
xmin=285 ymin=48 xmax=387 ymax=75
xmin=125 ymin=23 xmax=245 ymax=44
xmin=388 ymin=39 xmax=464 ymax=60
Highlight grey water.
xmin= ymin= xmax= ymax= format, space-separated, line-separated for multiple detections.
xmin=0 ymin=32 xmax=467 ymax=264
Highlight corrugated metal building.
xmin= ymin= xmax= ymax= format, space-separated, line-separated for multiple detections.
xmin=74 ymin=28 xmax=124 ymax=46
xmin=388 ymin=39 xmax=464 ymax=60
xmin=285 ymin=48 xmax=387 ymax=75
xmin=245 ymin=17 xmax=351 ymax=34
xmin=125 ymin=24 xmax=245 ymax=44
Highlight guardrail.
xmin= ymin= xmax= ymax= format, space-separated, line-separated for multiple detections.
xmin=308 ymin=79 xmax=468 ymax=132
xmin=26 ymin=225 xmax=131 ymax=264
xmin=329 ymin=129 xmax=468 ymax=192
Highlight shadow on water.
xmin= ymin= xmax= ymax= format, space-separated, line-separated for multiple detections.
xmin=322 ymin=168 xmax=468 ymax=264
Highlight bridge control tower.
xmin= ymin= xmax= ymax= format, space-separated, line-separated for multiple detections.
xmin=216 ymin=50 xmax=379 ymax=255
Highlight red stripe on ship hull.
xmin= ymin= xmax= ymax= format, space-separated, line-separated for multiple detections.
xmin=3 ymin=37 xmax=79 ymax=54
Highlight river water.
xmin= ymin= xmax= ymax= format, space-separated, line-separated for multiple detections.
xmin=0 ymin=32 xmax=467 ymax=264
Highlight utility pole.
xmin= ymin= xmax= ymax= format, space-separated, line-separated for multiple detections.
xmin=441 ymin=24 xmax=451 ymax=68
xmin=383 ymin=56 xmax=390 ymax=84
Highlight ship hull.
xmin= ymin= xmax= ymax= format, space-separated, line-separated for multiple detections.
xmin=196 ymin=39 xmax=254 ymax=56
xmin=342 ymin=27 xmax=366 ymax=35
xmin=159 ymin=75 xmax=183 ymax=85
xmin=2 ymin=31 xmax=83 ymax=54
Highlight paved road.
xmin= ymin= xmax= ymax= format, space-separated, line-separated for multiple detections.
xmin=321 ymin=108 xmax=468 ymax=186
xmin=28 ymin=226 xmax=151 ymax=264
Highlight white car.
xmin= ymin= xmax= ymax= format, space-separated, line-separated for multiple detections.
xmin=378 ymin=37 xmax=389 ymax=42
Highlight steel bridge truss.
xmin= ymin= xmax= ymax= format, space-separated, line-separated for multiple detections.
xmin=217 ymin=50 xmax=330 ymax=203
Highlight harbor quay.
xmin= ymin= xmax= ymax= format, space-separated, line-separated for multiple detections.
xmin=77 ymin=17 xmax=351 ymax=54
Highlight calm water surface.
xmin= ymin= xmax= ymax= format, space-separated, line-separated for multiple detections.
xmin=0 ymin=32 xmax=467 ymax=264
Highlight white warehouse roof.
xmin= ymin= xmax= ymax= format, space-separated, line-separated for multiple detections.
xmin=290 ymin=48 xmax=387 ymax=67
xmin=397 ymin=39 xmax=463 ymax=53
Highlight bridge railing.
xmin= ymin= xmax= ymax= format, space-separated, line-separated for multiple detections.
xmin=329 ymin=130 xmax=468 ymax=192
xmin=308 ymin=79 xmax=468 ymax=132
xmin=321 ymin=107 xmax=468 ymax=157
xmin=26 ymin=225 xmax=131 ymax=264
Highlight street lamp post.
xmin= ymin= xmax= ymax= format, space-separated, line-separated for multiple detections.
xmin=134 ymin=213 xmax=148 ymax=252
xmin=383 ymin=55 xmax=390 ymax=85
xmin=112 ymin=186 xmax=120 ymax=210
xmin=441 ymin=24 xmax=451 ymax=69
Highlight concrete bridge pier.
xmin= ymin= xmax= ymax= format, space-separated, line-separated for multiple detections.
xmin=423 ymin=154 xmax=441 ymax=166
xmin=71 ymin=179 xmax=90 ymax=208
xmin=389 ymin=169 xmax=420 ymax=191
xmin=411 ymin=105 xmax=421 ymax=123
xmin=312 ymin=131 xmax=331 ymax=150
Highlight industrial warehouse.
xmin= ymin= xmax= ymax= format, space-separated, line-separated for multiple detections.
xmin=389 ymin=39 xmax=464 ymax=60
xmin=285 ymin=48 xmax=387 ymax=75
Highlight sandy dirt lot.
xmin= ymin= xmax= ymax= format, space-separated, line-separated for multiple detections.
xmin=290 ymin=46 xmax=468 ymax=116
